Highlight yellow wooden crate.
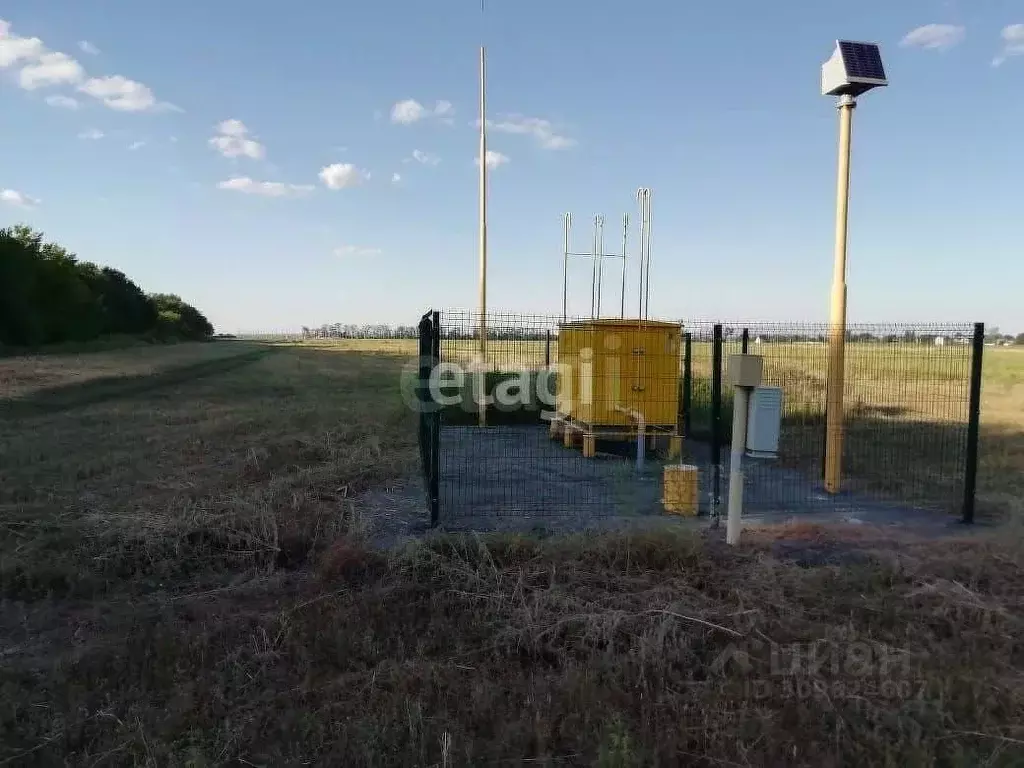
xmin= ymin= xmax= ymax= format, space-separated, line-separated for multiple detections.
xmin=556 ymin=319 xmax=681 ymax=428
xmin=662 ymin=464 xmax=699 ymax=516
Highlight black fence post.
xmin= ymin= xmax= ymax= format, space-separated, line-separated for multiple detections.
xmin=741 ymin=328 xmax=749 ymax=354
xmin=682 ymin=332 xmax=692 ymax=438
xmin=545 ymin=329 xmax=551 ymax=368
xmin=417 ymin=313 xmax=432 ymax=502
xmin=962 ymin=321 xmax=984 ymax=524
xmin=711 ymin=324 xmax=723 ymax=516
xmin=429 ymin=311 xmax=441 ymax=527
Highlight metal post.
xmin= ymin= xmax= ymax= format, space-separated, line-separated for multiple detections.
xmin=636 ymin=189 xmax=648 ymax=320
xmin=682 ymin=332 xmax=692 ymax=437
xmin=962 ymin=322 xmax=985 ymax=524
xmin=418 ymin=313 xmax=431 ymax=484
xmin=595 ymin=215 xmax=605 ymax=317
xmin=590 ymin=216 xmax=599 ymax=319
xmin=478 ymin=46 xmax=488 ymax=428
xmin=824 ymin=95 xmax=856 ymax=494
xmin=562 ymin=213 xmax=571 ymax=323
xmin=741 ymin=328 xmax=750 ymax=354
xmin=727 ymin=385 xmax=750 ymax=545
xmin=711 ymin=324 xmax=723 ymax=519
xmin=620 ymin=213 xmax=628 ymax=318
xmin=545 ymin=329 xmax=551 ymax=368
xmin=642 ymin=190 xmax=652 ymax=320
xmin=429 ymin=310 xmax=441 ymax=526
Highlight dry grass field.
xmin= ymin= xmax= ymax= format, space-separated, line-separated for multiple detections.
xmin=1 ymin=340 xmax=1023 ymax=765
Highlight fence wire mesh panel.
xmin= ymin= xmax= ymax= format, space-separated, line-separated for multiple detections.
xmin=681 ymin=321 xmax=975 ymax=519
xmin=429 ymin=310 xmax=978 ymax=526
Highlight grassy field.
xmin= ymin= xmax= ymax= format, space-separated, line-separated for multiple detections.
xmin=1 ymin=340 xmax=1023 ymax=765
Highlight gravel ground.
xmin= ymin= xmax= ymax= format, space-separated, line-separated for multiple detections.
xmin=359 ymin=425 xmax=972 ymax=547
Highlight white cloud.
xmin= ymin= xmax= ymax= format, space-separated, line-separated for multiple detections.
xmin=993 ymin=24 xmax=1024 ymax=67
xmin=77 ymin=128 xmax=104 ymax=140
xmin=208 ymin=119 xmax=266 ymax=159
xmin=390 ymin=98 xmax=455 ymax=125
xmin=44 ymin=94 xmax=79 ymax=109
xmin=1 ymin=188 xmax=40 ymax=208
xmin=477 ymin=150 xmax=510 ymax=170
xmin=485 ymin=114 xmax=575 ymax=149
xmin=19 ymin=51 xmax=85 ymax=89
xmin=391 ymin=99 xmax=427 ymax=124
xmin=334 ymin=245 xmax=382 ymax=257
xmin=0 ymin=21 xmax=44 ymax=67
xmin=411 ymin=149 xmax=441 ymax=166
xmin=900 ymin=24 xmax=965 ymax=51
xmin=391 ymin=172 xmax=401 ymax=183
xmin=2 ymin=20 xmax=171 ymax=112
xmin=216 ymin=177 xmax=314 ymax=197
xmin=78 ymin=75 xmax=159 ymax=112
xmin=319 ymin=162 xmax=370 ymax=189
xmin=128 ymin=140 xmax=145 ymax=151
xmin=78 ymin=40 xmax=100 ymax=55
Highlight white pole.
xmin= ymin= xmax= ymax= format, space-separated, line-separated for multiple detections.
xmin=477 ymin=45 xmax=488 ymax=427
xmin=726 ymin=385 xmax=750 ymax=545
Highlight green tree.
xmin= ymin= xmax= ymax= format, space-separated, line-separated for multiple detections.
xmin=149 ymin=294 xmax=215 ymax=340
xmin=0 ymin=224 xmax=213 ymax=347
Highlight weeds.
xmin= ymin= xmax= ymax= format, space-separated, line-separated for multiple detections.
xmin=0 ymin=343 xmax=1022 ymax=765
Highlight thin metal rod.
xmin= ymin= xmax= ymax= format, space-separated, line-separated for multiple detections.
xmin=825 ymin=96 xmax=855 ymax=492
xmin=595 ymin=215 xmax=605 ymax=317
xmin=478 ymin=45 xmax=488 ymax=427
xmin=643 ymin=189 xmax=652 ymax=320
xmin=590 ymin=215 xmax=599 ymax=319
xmin=562 ymin=213 xmax=571 ymax=323
xmin=621 ymin=213 xmax=628 ymax=318
xmin=636 ymin=189 xmax=646 ymax=322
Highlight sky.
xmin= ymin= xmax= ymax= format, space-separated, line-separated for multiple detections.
xmin=1 ymin=1 xmax=1023 ymax=334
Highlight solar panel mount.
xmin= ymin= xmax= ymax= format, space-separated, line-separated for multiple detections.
xmin=821 ymin=40 xmax=888 ymax=97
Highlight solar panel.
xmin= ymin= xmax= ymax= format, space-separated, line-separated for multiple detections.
xmin=838 ymin=41 xmax=886 ymax=81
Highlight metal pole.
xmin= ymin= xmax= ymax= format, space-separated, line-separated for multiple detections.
xmin=711 ymin=324 xmax=723 ymax=520
xmin=682 ymin=332 xmax=692 ymax=437
xmin=824 ymin=95 xmax=855 ymax=493
xmin=643 ymin=190 xmax=652 ymax=320
xmin=430 ymin=310 xmax=441 ymax=526
xmin=726 ymin=385 xmax=750 ymax=545
xmin=595 ymin=215 xmax=605 ymax=317
xmin=962 ymin=322 xmax=985 ymax=524
xmin=545 ymin=329 xmax=551 ymax=368
xmin=590 ymin=215 xmax=599 ymax=319
xmin=620 ymin=213 xmax=629 ymax=318
xmin=478 ymin=45 xmax=488 ymax=427
xmin=636 ymin=189 xmax=646 ymax=321
xmin=741 ymin=328 xmax=750 ymax=354
xmin=562 ymin=213 xmax=571 ymax=323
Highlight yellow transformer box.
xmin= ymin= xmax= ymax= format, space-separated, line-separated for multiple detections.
xmin=555 ymin=319 xmax=682 ymax=430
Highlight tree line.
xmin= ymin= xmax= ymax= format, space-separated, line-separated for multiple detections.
xmin=0 ymin=225 xmax=214 ymax=348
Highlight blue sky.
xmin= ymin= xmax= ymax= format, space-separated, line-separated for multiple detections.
xmin=1 ymin=1 xmax=1023 ymax=334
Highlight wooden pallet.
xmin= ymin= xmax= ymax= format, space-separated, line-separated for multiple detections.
xmin=548 ymin=415 xmax=682 ymax=459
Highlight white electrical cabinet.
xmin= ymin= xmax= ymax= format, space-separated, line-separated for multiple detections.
xmin=745 ymin=386 xmax=783 ymax=459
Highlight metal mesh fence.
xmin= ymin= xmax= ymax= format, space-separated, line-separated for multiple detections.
xmin=419 ymin=310 xmax=981 ymax=527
